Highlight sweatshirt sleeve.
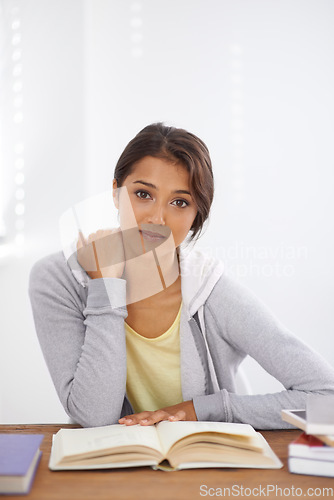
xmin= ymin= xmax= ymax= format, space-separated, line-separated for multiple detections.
xmin=29 ymin=254 xmax=128 ymax=427
xmin=192 ymin=274 xmax=334 ymax=429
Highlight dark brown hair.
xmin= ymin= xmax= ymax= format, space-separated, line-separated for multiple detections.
xmin=114 ymin=122 xmax=214 ymax=240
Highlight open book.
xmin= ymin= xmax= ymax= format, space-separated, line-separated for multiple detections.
xmin=49 ymin=421 xmax=282 ymax=471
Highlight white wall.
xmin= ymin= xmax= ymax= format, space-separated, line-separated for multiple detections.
xmin=1 ymin=0 xmax=333 ymax=423
xmin=0 ymin=0 xmax=85 ymax=423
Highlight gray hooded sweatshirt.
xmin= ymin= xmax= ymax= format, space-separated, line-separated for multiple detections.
xmin=29 ymin=248 xmax=334 ymax=429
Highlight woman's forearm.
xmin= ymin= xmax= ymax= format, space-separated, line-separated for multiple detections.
xmin=29 ymin=255 xmax=128 ymax=427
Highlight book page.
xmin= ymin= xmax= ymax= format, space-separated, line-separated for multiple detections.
xmin=155 ymin=421 xmax=257 ymax=457
xmin=57 ymin=424 xmax=162 ymax=460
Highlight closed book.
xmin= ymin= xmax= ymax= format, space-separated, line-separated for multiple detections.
xmin=282 ymin=394 xmax=334 ymax=436
xmin=0 ymin=434 xmax=44 ymax=495
xmin=281 ymin=409 xmax=334 ymax=446
xmin=288 ymin=433 xmax=334 ymax=478
xmin=289 ymin=433 xmax=334 ymax=460
xmin=289 ymin=457 xmax=334 ymax=478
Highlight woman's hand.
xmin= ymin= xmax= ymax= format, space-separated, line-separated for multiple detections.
xmin=77 ymin=228 xmax=125 ymax=279
xmin=118 ymin=400 xmax=197 ymax=426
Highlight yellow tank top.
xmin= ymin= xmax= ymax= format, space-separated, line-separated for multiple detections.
xmin=125 ymin=304 xmax=183 ymax=414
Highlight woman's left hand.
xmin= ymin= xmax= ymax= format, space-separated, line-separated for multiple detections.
xmin=118 ymin=400 xmax=197 ymax=426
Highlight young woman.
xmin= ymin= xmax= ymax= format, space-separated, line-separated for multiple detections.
xmin=29 ymin=123 xmax=334 ymax=429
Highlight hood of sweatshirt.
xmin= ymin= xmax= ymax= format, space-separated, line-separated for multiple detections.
xmin=179 ymin=247 xmax=224 ymax=318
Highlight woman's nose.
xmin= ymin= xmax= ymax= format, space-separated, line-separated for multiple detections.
xmin=146 ymin=204 xmax=166 ymax=225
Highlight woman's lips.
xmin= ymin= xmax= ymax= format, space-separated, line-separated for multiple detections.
xmin=140 ymin=229 xmax=167 ymax=242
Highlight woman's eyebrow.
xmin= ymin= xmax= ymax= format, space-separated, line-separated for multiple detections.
xmin=133 ymin=180 xmax=156 ymax=189
xmin=174 ymin=189 xmax=192 ymax=196
xmin=132 ymin=180 xmax=191 ymax=196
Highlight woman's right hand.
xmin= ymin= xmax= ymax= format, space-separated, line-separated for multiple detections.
xmin=77 ymin=228 xmax=125 ymax=279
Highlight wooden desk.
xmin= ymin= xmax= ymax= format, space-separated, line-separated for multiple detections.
xmin=1 ymin=425 xmax=333 ymax=499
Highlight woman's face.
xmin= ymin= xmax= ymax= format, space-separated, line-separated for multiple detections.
xmin=113 ymin=155 xmax=198 ymax=249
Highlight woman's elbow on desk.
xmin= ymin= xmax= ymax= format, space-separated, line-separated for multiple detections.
xmin=65 ymin=401 xmax=123 ymax=428
xmin=63 ymin=388 xmax=125 ymax=428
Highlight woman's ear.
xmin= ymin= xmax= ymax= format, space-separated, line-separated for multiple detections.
xmin=112 ymin=179 xmax=119 ymax=209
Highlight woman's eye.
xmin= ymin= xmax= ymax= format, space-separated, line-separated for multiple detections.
xmin=172 ymin=199 xmax=188 ymax=208
xmin=135 ymin=190 xmax=151 ymax=200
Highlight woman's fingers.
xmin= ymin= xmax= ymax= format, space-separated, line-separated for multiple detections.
xmin=138 ymin=410 xmax=169 ymax=425
xmin=76 ymin=227 xmax=125 ymax=279
xmin=119 ymin=412 xmax=151 ymax=425
xmin=76 ymin=231 xmax=86 ymax=250
xmin=118 ymin=409 xmax=186 ymax=426
xmin=168 ymin=410 xmax=186 ymax=421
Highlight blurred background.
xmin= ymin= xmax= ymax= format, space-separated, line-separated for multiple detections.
xmin=0 ymin=0 xmax=333 ymax=423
